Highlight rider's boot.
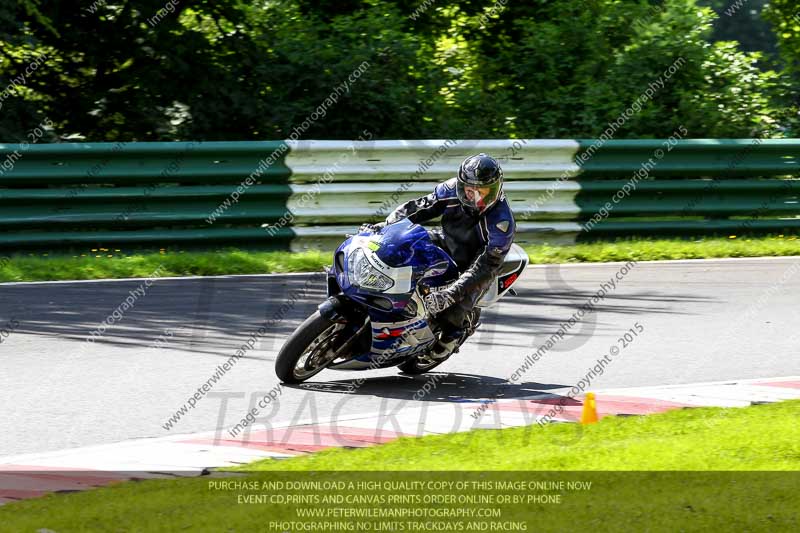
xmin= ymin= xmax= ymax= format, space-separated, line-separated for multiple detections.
xmin=429 ymin=307 xmax=481 ymax=360
xmin=429 ymin=327 xmax=463 ymax=360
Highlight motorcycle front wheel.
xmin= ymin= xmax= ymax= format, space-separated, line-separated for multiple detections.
xmin=275 ymin=311 xmax=345 ymax=384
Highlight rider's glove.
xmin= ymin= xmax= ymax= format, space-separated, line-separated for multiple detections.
xmin=359 ymin=222 xmax=386 ymax=233
xmin=423 ymin=290 xmax=456 ymax=315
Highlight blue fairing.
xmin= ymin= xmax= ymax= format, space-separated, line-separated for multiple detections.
xmin=331 ymin=219 xmax=458 ymax=366
xmin=373 ymin=221 xmax=430 ymax=267
xmin=334 ymin=219 xmax=458 ymax=315
xmin=377 ymin=221 xmax=458 ymax=288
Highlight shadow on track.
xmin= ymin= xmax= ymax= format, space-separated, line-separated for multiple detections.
xmin=0 ymin=273 xmax=716 ymax=359
xmin=286 ymin=373 xmax=571 ymax=404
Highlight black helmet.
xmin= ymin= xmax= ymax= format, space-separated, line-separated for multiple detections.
xmin=457 ymin=153 xmax=503 ymax=215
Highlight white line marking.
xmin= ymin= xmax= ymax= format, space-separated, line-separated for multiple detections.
xmin=3 ymin=256 xmax=799 ymax=287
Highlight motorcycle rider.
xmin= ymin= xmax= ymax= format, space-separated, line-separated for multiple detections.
xmin=365 ymin=153 xmax=516 ymax=359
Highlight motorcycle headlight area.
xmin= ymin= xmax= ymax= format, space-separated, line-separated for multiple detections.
xmin=348 ymin=247 xmax=395 ymax=291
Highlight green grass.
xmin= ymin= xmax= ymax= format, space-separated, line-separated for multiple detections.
xmin=1 ymin=235 xmax=800 ymax=282
xmin=0 ymin=249 xmax=329 ymax=282
xmin=525 ymin=234 xmax=800 ymax=264
xmin=0 ymin=401 xmax=797 ymax=532
xmin=232 ymin=399 xmax=800 ymax=472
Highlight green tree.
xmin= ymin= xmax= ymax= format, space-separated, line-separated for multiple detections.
xmin=447 ymin=0 xmax=781 ymax=137
xmin=762 ymin=1 xmax=800 ymax=135
xmin=699 ymin=0 xmax=777 ymax=59
xmin=0 ymin=0 xmax=788 ymax=141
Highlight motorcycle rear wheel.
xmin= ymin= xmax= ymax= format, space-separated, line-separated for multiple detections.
xmin=275 ymin=311 xmax=344 ymax=384
xmin=397 ymin=354 xmax=449 ymax=374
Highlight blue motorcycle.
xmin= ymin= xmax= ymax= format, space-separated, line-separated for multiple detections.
xmin=275 ymin=219 xmax=528 ymax=383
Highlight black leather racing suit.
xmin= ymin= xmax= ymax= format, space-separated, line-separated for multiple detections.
xmin=385 ymin=177 xmax=516 ymax=331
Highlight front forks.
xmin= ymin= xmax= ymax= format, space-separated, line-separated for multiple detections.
xmin=329 ymin=318 xmax=371 ymax=361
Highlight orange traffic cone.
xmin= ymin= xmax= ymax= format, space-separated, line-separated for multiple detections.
xmin=580 ymin=392 xmax=598 ymax=424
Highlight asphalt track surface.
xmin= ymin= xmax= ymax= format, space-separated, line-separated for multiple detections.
xmin=1 ymin=257 xmax=799 ymax=457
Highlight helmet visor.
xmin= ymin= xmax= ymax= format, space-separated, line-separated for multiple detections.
xmin=457 ymin=181 xmax=501 ymax=213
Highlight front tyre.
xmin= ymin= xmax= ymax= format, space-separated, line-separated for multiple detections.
xmin=275 ymin=311 xmax=343 ymax=384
